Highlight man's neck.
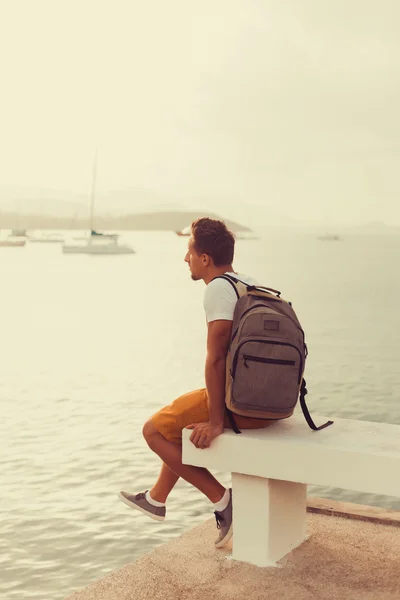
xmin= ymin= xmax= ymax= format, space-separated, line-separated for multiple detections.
xmin=203 ymin=265 xmax=235 ymax=285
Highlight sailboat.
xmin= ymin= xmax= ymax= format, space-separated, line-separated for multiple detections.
xmin=2 ymin=205 xmax=28 ymax=244
xmin=62 ymin=152 xmax=135 ymax=255
xmin=73 ymin=229 xmax=119 ymax=242
xmin=175 ymin=224 xmax=258 ymax=240
xmin=0 ymin=232 xmax=26 ymax=247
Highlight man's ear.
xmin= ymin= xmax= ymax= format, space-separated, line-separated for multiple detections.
xmin=202 ymin=254 xmax=211 ymax=266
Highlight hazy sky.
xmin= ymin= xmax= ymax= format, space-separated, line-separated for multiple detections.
xmin=1 ymin=1 xmax=399 ymax=224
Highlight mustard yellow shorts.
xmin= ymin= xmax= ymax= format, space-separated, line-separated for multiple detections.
xmin=150 ymin=387 xmax=272 ymax=444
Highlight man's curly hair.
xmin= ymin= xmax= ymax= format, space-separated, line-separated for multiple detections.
xmin=191 ymin=217 xmax=235 ymax=266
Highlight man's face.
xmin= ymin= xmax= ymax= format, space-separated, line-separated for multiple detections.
xmin=184 ymin=237 xmax=206 ymax=281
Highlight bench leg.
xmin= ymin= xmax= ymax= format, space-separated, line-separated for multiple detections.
xmin=231 ymin=473 xmax=307 ymax=567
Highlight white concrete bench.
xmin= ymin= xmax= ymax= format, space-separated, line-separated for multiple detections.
xmin=182 ymin=415 xmax=400 ymax=567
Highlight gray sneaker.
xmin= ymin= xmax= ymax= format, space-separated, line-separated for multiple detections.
xmin=214 ymin=488 xmax=233 ymax=548
xmin=118 ymin=490 xmax=166 ymax=521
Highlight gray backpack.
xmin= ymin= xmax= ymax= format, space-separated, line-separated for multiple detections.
xmin=215 ymin=274 xmax=333 ymax=433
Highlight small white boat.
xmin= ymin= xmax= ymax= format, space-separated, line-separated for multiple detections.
xmin=0 ymin=238 xmax=26 ymax=247
xmin=0 ymin=229 xmax=26 ymax=246
xmin=175 ymin=225 xmax=191 ymax=236
xmin=29 ymin=232 xmax=65 ymax=243
xmin=62 ymin=237 xmax=135 ymax=254
xmin=11 ymin=229 xmax=27 ymax=237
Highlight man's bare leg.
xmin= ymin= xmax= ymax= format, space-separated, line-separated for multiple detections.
xmin=149 ymin=462 xmax=179 ymax=504
xmin=143 ymin=420 xmax=225 ymax=503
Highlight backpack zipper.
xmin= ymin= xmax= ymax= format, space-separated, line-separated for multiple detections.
xmin=232 ymin=339 xmax=303 ymax=383
xmin=243 ymin=355 xmax=296 ymax=368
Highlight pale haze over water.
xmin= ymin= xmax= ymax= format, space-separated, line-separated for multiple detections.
xmin=1 ymin=232 xmax=400 ymax=599
xmin=1 ymin=0 xmax=400 ymax=598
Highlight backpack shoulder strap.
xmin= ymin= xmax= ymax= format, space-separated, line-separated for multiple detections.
xmin=300 ymin=379 xmax=334 ymax=431
xmin=211 ymin=274 xmax=244 ymax=435
xmin=219 ymin=275 xmax=282 ymax=299
xmin=211 ymin=275 xmax=240 ymax=299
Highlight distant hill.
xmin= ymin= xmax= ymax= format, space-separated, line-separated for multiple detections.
xmin=359 ymin=221 xmax=400 ymax=233
xmin=341 ymin=221 xmax=400 ymax=234
xmin=96 ymin=187 xmax=185 ymax=215
xmin=0 ymin=209 xmax=250 ymax=232
xmin=0 ymin=185 xmax=300 ymax=232
xmin=3 ymin=185 xmax=397 ymax=233
xmin=116 ymin=211 xmax=250 ymax=232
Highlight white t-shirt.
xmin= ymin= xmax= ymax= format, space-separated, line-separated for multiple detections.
xmin=203 ymin=272 xmax=259 ymax=323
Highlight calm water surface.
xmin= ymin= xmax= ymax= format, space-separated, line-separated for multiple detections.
xmin=1 ymin=231 xmax=400 ymax=599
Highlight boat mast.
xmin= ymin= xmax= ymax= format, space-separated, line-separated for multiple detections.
xmin=89 ymin=149 xmax=98 ymax=232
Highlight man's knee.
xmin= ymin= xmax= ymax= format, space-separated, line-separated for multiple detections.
xmin=142 ymin=419 xmax=159 ymax=447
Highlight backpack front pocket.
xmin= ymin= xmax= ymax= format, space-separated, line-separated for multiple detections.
xmin=231 ymin=339 xmax=302 ymax=413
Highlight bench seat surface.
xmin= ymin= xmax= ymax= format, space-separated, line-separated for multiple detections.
xmin=182 ymin=415 xmax=400 ymax=497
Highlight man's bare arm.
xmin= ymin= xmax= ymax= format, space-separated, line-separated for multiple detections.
xmin=205 ymin=319 xmax=233 ymax=427
xmin=186 ymin=320 xmax=232 ymax=448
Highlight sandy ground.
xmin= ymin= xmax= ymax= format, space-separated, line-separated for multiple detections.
xmin=66 ymin=502 xmax=400 ymax=600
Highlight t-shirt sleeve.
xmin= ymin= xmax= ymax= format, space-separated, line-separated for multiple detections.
xmin=203 ymin=278 xmax=238 ymax=323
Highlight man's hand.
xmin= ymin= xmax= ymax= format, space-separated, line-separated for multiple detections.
xmin=186 ymin=422 xmax=224 ymax=449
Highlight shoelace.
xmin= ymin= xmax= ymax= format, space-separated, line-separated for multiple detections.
xmin=214 ymin=511 xmax=224 ymax=530
xmin=136 ymin=492 xmax=146 ymax=501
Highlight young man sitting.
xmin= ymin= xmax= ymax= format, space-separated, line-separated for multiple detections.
xmin=119 ymin=217 xmax=271 ymax=548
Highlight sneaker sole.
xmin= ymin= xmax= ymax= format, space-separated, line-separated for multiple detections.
xmin=117 ymin=493 xmax=165 ymax=521
xmin=215 ymin=522 xmax=233 ymax=548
